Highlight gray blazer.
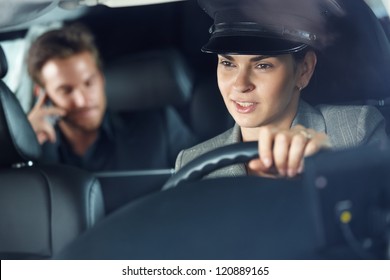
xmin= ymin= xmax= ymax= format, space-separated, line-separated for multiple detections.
xmin=175 ymin=100 xmax=387 ymax=177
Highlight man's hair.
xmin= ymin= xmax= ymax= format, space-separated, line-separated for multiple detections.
xmin=27 ymin=23 xmax=102 ymax=87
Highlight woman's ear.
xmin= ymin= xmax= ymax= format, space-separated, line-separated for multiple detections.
xmin=298 ymin=50 xmax=317 ymax=90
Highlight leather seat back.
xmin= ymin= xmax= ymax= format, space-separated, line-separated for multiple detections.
xmin=0 ymin=45 xmax=104 ymax=259
xmin=304 ymin=0 xmax=390 ymax=106
xmin=104 ymin=48 xmax=194 ymax=112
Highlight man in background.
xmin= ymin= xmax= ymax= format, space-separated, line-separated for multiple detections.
xmin=27 ymin=23 xmax=194 ymax=171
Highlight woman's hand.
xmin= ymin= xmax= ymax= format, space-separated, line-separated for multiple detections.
xmin=248 ymin=125 xmax=331 ymax=178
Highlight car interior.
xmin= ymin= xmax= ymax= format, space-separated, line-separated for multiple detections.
xmin=0 ymin=0 xmax=390 ymax=260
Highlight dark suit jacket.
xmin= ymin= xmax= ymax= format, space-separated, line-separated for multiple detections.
xmin=41 ymin=107 xmax=195 ymax=172
xmin=175 ymin=100 xmax=387 ymax=177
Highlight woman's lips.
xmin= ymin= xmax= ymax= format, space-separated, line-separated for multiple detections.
xmin=233 ymin=100 xmax=258 ymax=114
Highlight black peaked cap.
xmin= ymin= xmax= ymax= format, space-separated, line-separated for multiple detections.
xmin=198 ymin=0 xmax=346 ymax=55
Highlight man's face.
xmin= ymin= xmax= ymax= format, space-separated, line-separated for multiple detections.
xmin=40 ymin=51 xmax=106 ymax=133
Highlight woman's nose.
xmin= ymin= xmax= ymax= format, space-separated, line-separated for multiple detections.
xmin=233 ymin=70 xmax=255 ymax=93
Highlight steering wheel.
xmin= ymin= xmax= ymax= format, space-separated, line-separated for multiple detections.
xmin=162 ymin=141 xmax=258 ymax=190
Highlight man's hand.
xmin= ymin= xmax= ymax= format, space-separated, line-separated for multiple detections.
xmin=27 ymin=93 xmax=66 ymax=144
xmin=248 ymin=125 xmax=331 ymax=178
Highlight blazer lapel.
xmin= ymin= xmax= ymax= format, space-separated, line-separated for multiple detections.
xmin=209 ymin=124 xmax=247 ymax=178
xmin=292 ymin=100 xmax=327 ymax=133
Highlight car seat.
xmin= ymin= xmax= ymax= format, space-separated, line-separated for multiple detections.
xmin=189 ymin=73 xmax=234 ymax=142
xmin=303 ymin=0 xmax=390 ymax=132
xmin=104 ymin=48 xmax=193 ymax=113
xmin=0 ymin=45 xmax=105 ymax=259
xmin=99 ymin=48 xmax=197 ymax=212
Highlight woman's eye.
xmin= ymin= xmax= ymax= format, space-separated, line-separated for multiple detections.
xmin=220 ymin=60 xmax=235 ymax=67
xmin=256 ymin=63 xmax=272 ymax=70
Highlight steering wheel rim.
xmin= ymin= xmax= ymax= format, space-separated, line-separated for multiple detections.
xmin=162 ymin=141 xmax=258 ymax=190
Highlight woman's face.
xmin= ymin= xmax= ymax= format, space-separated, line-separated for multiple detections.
xmin=217 ymin=54 xmax=303 ymax=130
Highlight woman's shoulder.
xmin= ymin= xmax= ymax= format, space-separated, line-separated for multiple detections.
xmin=315 ymin=103 xmax=385 ymax=130
xmin=315 ymin=103 xmax=386 ymax=148
xmin=175 ymin=127 xmax=237 ymax=170
xmin=316 ymin=103 xmax=382 ymax=118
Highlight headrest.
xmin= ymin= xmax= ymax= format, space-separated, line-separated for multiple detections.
xmin=104 ymin=48 xmax=194 ymax=112
xmin=303 ymin=0 xmax=390 ymax=105
xmin=0 ymin=45 xmax=8 ymax=79
xmin=190 ymin=75 xmax=234 ymax=141
xmin=0 ymin=82 xmax=41 ymax=167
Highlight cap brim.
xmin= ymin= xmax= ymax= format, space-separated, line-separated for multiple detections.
xmin=201 ymin=35 xmax=308 ymax=55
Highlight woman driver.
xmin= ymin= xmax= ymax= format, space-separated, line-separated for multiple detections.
xmin=175 ymin=0 xmax=387 ymax=178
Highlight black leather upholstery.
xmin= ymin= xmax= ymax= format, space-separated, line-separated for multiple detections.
xmin=0 ymin=82 xmax=41 ymax=167
xmin=190 ymin=75 xmax=234 ymax=141
xmin=104 ymin=48 xmax=194 ymax=112
xmin=304 ymin=0 xmax=390 ymax=105
xmin=0 ymin=165 xmax=104 ymax=259
xmin=0 ymin=46 xmax=7 ymax=79
xmin=0 ymin=45 xmax=105 ymax=259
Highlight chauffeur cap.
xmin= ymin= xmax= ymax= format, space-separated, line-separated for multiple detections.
xmin=198 ymin=0 xmax=345 ymax=55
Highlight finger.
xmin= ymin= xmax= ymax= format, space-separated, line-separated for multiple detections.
xmin=258 ymin=127 xmax=274 ymax=168
xmin=248 ymin=159 xmax=278 ymax=178
xmin=291 ymin=124 xmax=305 ymax=132
xmin=273 ymin=132 xmax=289 ymax=177
xmin=304 ymin=132 xmax=331 ymax=157
xmin=298 ymin=159 xmax=304 ymax=174
xmin=40 ymin=122 xmax=57 ymax=143
xmin=33 ymin=90 xmax=48 ymax=109
xmin=248 ymin=158 xmax=271 ymax=173
xmin=35 ymin=121 xmax=57 ymax=144
xmin=37 ymin=132 xmax=48 ymax=145
xmin=248 ymin=159 xmax=280 ymax=177
xmin=287 ymin=133 xmax=307 ymax=177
